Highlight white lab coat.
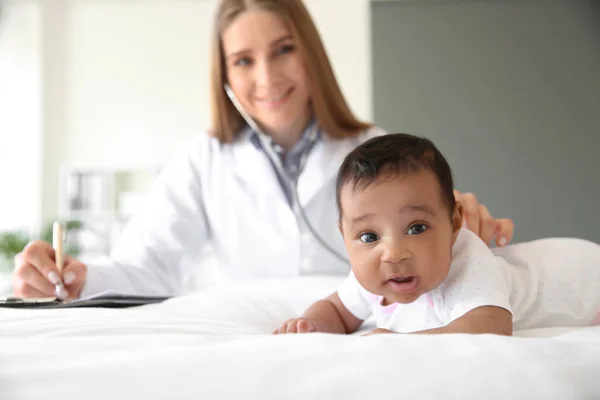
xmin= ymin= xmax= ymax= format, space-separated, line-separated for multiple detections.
xmin=80 ymin=125 xmax=387 ymax=297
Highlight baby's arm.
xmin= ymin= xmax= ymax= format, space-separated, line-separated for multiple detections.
xmin=421 ymin=229 xmax=513 ymax=336
xmin=413 ymin=305 xmax=512 ymax=335
xmin=364 ymin=306 xmax=512 ymax=336
xmin=274 ymin=293 xmax=364 ymax=335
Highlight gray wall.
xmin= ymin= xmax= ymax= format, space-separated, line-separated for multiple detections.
xmin=371 ymin=0 xmax=600 ymax=243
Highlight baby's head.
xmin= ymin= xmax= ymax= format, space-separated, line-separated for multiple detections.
xmin=336 ymin=133 xmax=463 ymax=304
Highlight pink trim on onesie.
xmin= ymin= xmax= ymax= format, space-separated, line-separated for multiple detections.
xmin=592 ymin=312 xmax=600 ymax=326
xmin=378 ymin=296 xmax=399 ymax=315
xmin=376 ymin=293 xmax=434 ymax=315
xmin=426 ymin=292 xmax=434 ymax=308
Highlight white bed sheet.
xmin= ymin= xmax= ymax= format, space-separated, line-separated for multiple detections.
xmin=0 ymin=276 xmax=599 ymax=400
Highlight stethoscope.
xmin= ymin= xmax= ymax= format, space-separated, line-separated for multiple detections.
xmin=224 ymin=84 xmax=349 ymax=264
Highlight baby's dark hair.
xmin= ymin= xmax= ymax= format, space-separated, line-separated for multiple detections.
xmin=336 ymin=133 xmax=456 ymax=218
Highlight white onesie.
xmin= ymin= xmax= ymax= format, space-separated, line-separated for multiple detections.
xmin=337 ymin=228 xmax=600 ymax=333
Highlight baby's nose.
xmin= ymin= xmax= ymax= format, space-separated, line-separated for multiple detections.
xmin=381 ymin=239 xmax=411 ymax=264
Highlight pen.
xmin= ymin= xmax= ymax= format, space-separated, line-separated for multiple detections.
xmin=52 ymin=222 xmax=68 ymax=299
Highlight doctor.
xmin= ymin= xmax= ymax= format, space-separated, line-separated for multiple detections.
xmin=12 ymin=0 xmax=514 ymax=299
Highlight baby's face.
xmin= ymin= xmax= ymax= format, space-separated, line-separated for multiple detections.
xmin=339 ymin=171 xmax=462 ymax=304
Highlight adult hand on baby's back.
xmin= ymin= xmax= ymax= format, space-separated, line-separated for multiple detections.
xmin=273 ymin=318 xmax=318 ymax=334
xmin=454 ymin=190 xmax=514 ymax=247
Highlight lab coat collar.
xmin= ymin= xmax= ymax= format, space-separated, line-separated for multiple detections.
xmin=247 ymin=117 xmax=320 ymax=154
xmin=231 ymin=126 xmax=356 ymax=207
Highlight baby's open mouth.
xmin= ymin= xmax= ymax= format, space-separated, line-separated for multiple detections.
xmin=386 ymin=276 xmax=418 ymax=293
xmin=390 ymin=276 xmax=414 ymax=283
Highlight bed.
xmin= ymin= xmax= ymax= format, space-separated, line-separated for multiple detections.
xmin=1 ymin=276 xmax=599 ymax=400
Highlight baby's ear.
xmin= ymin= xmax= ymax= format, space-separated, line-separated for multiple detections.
xmin=451 ymin=202 xmax=463 ymax=243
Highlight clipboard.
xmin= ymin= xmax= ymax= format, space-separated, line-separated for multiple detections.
xmin=0 ymin=292 xmax=171 ymax=309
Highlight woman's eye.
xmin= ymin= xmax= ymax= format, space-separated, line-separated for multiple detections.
xmin=359 ymin=232 xmax=379 ymax=243
xmin=407 ymin=224 xmax=427 ymax=235
xmin=234 ymin=57 xmax=251 ymax=67
xmin=277 ymin=44 xmax=295 ymax=55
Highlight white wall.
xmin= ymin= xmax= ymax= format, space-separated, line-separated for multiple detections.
xmin=2 ymin=0 xmax=375 ymax=227
xmin=59 ymin=0 xmax=373 ymax=167
xmin=304 ymin=0 xmax=372 ymax=122
xmin=62 ymin=0 xmax=216 ymax=169
xmin=0 ymin=1 xmax=43 ymax=232
xmin=42 ymin=0 xmax=68 ymax=230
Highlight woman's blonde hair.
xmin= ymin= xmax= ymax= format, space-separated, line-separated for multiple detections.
xmin=209 ymin=0 xmax=372 ymax=143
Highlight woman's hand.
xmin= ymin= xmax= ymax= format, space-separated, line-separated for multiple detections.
xmin=454 ymin=190 xmax=514 ymax=247
xmin=12 ymin=240 xmax=88 ymax=299
xmin=273 ymin=318 xmax=318 ymax=334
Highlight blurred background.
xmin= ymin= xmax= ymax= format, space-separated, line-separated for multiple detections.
xmin=0 ymin=0 xmax=598 ymax=273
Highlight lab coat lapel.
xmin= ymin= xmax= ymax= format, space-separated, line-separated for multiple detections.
xmin=230 ymin=130 xmax=289 ymax=205
xmin=297 ymin=136 xmax=357 ymax=207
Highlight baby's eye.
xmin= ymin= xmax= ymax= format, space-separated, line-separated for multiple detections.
xmin=407 ymin=224 xmax=427 ymax=235
xmin=359 ymin=232 xmax=379 ymax=243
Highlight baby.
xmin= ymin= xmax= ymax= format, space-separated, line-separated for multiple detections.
xmin=275 ymin=133 xmax=600 ymax=336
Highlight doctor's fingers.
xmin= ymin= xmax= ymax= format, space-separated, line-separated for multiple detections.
xmin=17 ymin=240 xmax=61 ymax=285
xmin=494 ymin=218 xmax=514 ymax=247
xmin=477 ymin=205 xmax=496 ymax=246
xmin=62 ymin=256 xmax=87 ymax=299
xmin=457 ymin=192 xmax=481 ymax=235
xmin=13 ymin=283 xmax=50 ymax=299
xmin=12 ymin=263 xmax=56 ymax=297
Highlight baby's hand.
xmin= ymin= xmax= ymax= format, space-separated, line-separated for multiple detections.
xmin=273 ymin=318 xmax=318 ymax=334
xmin=361 ymin=328 xmax=395 ymax=336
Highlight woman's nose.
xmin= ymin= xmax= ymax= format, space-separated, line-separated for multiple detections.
xmin=381 ymin=238 xmax=410 ymax=264
xmin=255 ymin=58 xmax=279 ymax=88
